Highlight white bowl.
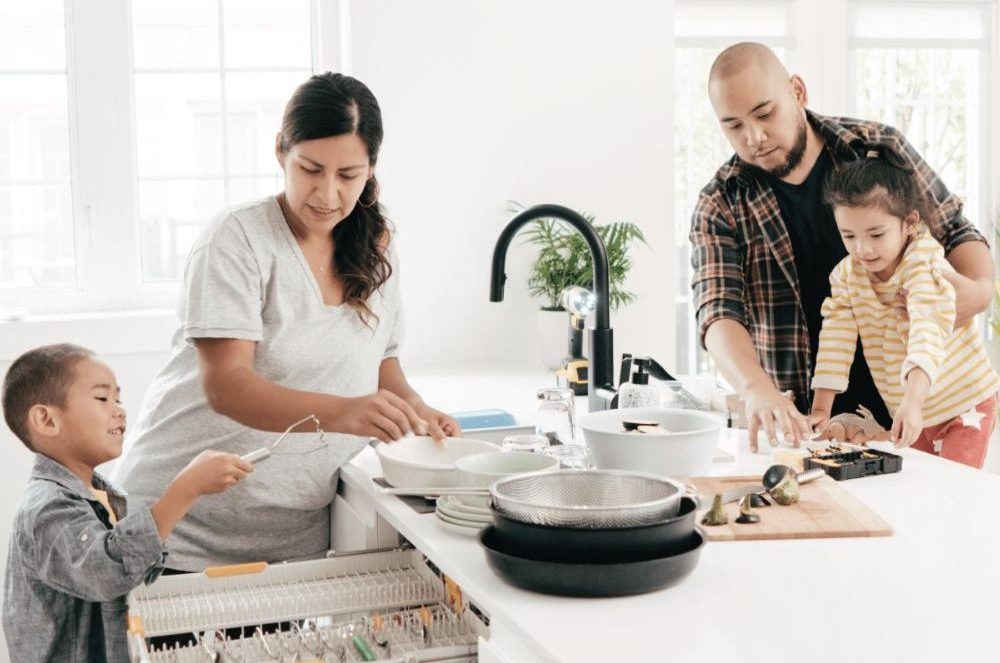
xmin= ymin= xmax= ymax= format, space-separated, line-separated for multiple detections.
xmin=454 ymin=451 xmax=559 ymax=488
xmin=578 ymin=407 xmax=724 ymax=478
xmin=375 ymin=436 xmax=499 ymax=487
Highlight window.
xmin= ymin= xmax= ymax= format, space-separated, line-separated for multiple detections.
xmin=131 ymin=0 xmax=313 ymax=282
xmin=0 ymin=0 xmax=74 ymax=292
xmin=0 ymin=1 xmax=326 ymax=315
xmin=673 ymin=0 xmax=792 ymax=375
xmin=850 ymin=2 xmax=990 ymax=232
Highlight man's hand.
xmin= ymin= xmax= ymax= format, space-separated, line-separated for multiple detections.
xmin=744 ymin=385 xmax=811 ymax=452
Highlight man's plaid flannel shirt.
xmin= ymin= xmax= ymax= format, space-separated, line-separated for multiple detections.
xmin=689 ymin=110 xmax=986 ymax=412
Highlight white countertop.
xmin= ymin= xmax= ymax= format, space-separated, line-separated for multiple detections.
xmin=343 ymin=368 xmax=1000 ymax=662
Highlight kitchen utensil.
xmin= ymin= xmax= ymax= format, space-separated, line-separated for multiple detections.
xmin=242 ymin=414 xmax=325 ymax=464
xmin=579 ymin=407 xmax=724 ymax=477
xmin=720 ymin=465 xmax=825 ymax=505
xmin=690 ymin=474 xmax=893 ymax=541
xmin=454 ymin=451 xmax=558 ymax=488
xmin=374 ymin=436 xmax=499 ymax=488
xmin=490 ymin=496 xmax=699 ymax=562
xmin=478 ymin=525 xmax=705 ymax=597
xmin=381 ymin=470 xmax=688 ymax=527
xmin=490 ymin=469 xmax=688 ymax=528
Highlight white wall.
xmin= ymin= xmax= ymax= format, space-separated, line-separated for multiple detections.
xmin=349 ymin=0 xmax=675 ymax=371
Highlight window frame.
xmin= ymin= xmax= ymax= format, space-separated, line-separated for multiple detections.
xmin=1 ymin=0 xmax=345 ymax=315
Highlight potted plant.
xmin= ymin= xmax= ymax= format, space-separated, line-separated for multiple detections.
xmin=512 ymin=202 xmax=647 ymax=368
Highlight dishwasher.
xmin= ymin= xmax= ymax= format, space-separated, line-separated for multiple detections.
xmin=127 ymin=547 xmax=488 ymax=662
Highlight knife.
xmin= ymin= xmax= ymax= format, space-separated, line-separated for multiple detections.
xmin=720 ymin=467 xmax=825 ymax=504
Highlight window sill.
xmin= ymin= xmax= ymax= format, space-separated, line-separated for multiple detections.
xmin=0 ymin=309 xmax=179 ymax=361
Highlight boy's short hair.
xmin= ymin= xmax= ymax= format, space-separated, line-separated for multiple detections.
xmin=2 ymin=344 xmax=95 ymax=451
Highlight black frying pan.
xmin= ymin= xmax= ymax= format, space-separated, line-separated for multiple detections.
xmin=478 ymin=525 xmax=705 ymax=597
xmin=490 ymin=495 xmax=698 ymax=562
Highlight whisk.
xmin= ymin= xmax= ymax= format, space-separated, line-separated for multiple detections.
xmin=241 ymin=414 xmax=326 ymax=464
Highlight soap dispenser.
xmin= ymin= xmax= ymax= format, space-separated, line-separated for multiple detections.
xmin=617 ymin=357 xmax=660 ymax=409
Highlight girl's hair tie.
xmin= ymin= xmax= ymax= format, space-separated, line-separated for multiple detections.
xmin=866 ymin=149 xmax=880 ymax=159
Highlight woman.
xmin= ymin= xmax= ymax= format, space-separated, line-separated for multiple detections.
xmin=113 ymin=73 xmax=459 ymax=572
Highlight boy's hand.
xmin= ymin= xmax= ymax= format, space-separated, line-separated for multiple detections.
xmin=178 ymin=450 xmax=253 ymax=496
xmin=890 ymin=398 xmax=923 ymax=449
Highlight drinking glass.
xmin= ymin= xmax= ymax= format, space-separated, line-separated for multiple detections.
xmin=535 ymin=386 xmax=577 ymax=445
xmin=541 ymin=444 xmax=594 ymax=470
xmin=501 ymin=433 xmax=551 ymax=454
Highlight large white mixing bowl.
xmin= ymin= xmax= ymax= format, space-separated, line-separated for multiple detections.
xmin=579 ymin=407 xmax=724 ymax=478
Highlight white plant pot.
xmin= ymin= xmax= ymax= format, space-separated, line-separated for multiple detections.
xmin=537 ymin=308 xmax=568 ymax=370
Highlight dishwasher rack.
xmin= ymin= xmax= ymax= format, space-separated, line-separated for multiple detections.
xmin=127 ymin=548 xmax=487 ymax=662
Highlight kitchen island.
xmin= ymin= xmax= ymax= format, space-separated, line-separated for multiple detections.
xmin=338 ymin=369 xmax=1000 ymax=662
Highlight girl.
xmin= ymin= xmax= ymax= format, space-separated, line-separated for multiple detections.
xmin=809 ymin=146 xmax=999 ymax=468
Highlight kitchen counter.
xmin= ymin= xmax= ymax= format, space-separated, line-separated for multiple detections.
xmin=341 ymin=368 xmax=1000 ymax=662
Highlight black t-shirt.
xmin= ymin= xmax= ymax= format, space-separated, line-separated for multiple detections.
xmin=767 ymin=150 xmax=891 ymax=427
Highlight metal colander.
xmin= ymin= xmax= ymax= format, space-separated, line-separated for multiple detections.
xmin=489 ymin=469 xmax=685 ymax=529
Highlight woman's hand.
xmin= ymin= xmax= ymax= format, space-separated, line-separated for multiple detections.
xmin=413 ymin=403 xmax=462 ymax=442
xmin=333 ymin=389 xmax=429 ymax=443
xmin=890 ymin=397 xmax=923 ymax=449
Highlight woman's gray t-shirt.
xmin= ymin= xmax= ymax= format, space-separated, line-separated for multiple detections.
xmin=112 ymin=196 xmax=402 ymax=571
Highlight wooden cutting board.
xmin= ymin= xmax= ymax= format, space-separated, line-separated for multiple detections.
xmin=688 ymin=474 xmax=893 ymax=541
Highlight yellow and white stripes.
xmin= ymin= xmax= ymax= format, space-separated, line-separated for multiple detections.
xmin=813 ymin=230 xmax=1000 ymax=426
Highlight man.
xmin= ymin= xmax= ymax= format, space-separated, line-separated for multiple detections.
xmin=690 ymin=42 xmax=994 ymax=451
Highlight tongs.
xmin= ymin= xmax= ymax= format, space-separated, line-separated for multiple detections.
xmin=241 ymin=414 xmax=326 ymax=464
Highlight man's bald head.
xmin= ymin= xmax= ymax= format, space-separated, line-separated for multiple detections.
xmin=708 ymin=42 xmax=790 ymax=89
xmin=706 ymin=42 xmax=814 ymax=181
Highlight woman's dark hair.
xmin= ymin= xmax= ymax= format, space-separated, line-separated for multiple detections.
xmin=824 ymin=144 xmax=934 ymax=232
xmin=279 ymin=72 xmax=392 ymax=323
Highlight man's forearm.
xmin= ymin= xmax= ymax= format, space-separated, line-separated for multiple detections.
xmin=704 ymin=319 xmax=776 ymax=395
xmin=947 ymin=240 xmax=995 ymax=316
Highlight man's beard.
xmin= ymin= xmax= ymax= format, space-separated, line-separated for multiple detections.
xmin=747 ymin=117 xmax=808 ymax=180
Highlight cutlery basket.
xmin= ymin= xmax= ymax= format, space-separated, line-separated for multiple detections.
xmin=127 ymin=548 xmax=487 ymax=662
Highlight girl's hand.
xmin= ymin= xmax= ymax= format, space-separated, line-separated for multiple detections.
xmin=413 ymin=403 xmax=462 ymax=442
xmin=807 ymin=410 xmax=830 ymax=436
xmin=890 ymin=398 xmax=923 ymax=449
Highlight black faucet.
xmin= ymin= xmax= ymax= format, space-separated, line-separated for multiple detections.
xmin=489 ymin=203 xmax=617 ymax=412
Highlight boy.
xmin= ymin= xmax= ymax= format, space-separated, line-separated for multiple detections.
xmin=2 ymin=344 xmax=253 ymax=662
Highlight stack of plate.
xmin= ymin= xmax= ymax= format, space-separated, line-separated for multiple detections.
xmin=435 ymin=495 xmax=492 ymax=536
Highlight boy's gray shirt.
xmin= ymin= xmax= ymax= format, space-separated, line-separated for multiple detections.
xmin=3 ymin=454 xmax=166 ymax=663
xmin=112 ymin=196 xmax=402 ymax=571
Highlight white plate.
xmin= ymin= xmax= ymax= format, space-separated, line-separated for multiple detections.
xmin=435 ymin=512 xmax=483 ymax=536
xmin=437 ymin=508 xmax=491 ymax=526
xmin=436 ymin=503 xmax=492 ymax=525
xmin=437 ymin=495 xmax=491 ymax=517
